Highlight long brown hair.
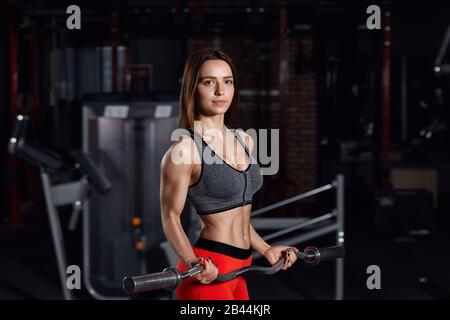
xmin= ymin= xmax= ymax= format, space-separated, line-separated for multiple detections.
xmin=178 ymin=49 xmax=240 ymax=129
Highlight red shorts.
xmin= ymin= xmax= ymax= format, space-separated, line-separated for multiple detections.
xmin=176 ymin=238 xmax=252 ymax=300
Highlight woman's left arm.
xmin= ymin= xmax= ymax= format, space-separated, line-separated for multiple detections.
xmin=249 ymin=223 xmax=271 ymax=256
xmin=250 ymin=224 xmax=299 ymax=270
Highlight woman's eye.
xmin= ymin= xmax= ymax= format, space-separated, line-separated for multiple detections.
xmin=225 ymin=80 xmax=233 ymax=85
xmin=204 ymin=80 xmax=213 ymax=85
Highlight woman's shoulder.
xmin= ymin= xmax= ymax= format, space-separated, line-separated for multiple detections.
xmin=161 ymin=133 xmax=199 ymax=171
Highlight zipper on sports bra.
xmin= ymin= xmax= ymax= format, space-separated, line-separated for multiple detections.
xmin=243 ymin=172 xmax=247 ymax=202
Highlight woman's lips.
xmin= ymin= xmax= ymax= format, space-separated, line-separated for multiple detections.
xmin=212 ymin=100 xmax=227 ymax=104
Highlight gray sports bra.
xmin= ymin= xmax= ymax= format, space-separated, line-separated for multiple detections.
xmin=186 ymin=128 xmax=263 ymax=215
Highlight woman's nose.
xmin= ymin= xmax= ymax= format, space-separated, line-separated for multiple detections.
xmin=215 ymin=84 xmax=224 ymax=96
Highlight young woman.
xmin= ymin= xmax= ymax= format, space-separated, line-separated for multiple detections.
xmin=160 ymin=49 xmax=298 ymax=300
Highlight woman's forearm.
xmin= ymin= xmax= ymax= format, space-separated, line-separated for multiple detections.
xmin=250 ymin=224 xmax=271 ymax=255
xmin=162 ymin=214 xmax=197 ymax=266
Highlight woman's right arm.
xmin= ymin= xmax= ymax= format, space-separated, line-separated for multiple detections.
xmin=160 ymin=136 xmax=198 ymax=267
xmin=160 ymin=136 xmax=218 ymax=284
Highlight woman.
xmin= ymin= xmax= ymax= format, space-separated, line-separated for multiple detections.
xmin=160 ymin=49 xmax=298 ymax=300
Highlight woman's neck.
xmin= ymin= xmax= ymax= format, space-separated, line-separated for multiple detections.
xmin=194 ymin=117 xmax=227 ymax=139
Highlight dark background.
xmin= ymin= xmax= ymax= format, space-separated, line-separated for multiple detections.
xmin=1 ymin=0 xmax=450 ymax=300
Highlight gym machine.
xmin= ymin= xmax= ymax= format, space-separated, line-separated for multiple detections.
xmin=8 ymin=115 xmax=111 ymax=300
xmin=81 ymin=96 xmax=196 ymax=299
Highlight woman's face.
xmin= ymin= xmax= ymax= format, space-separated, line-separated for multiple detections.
xmin=196 ymin=59 xmax=235 ymax=116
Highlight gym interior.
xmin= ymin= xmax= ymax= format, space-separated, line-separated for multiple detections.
xmin=1 ymin=0 xmax=450 ymax=300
